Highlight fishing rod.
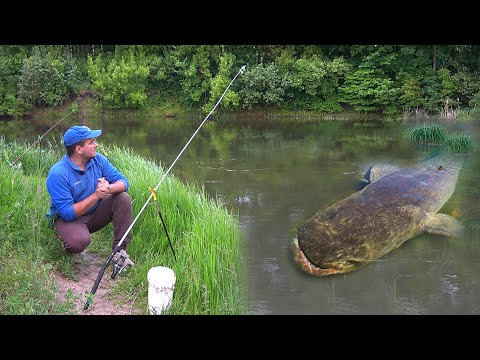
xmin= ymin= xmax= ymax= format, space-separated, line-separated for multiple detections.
xmin=84 ymin=65 xmax=247 ymax=311
xmin=149 ymin=186 xmax=176 ymax=260
xmin=10 ymin=109 xmax=76 ymax=166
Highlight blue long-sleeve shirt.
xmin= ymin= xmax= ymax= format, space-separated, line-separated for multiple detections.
xmin=46 ymin=153 xmax=129 ymax=221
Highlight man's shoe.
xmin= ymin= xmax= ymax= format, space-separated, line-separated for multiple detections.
xmin=112 ymin=249 xmax=135 ymax=267
xmin=111 ymin=250 xmax=134 ymax=279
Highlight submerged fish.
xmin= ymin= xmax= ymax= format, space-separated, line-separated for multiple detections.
xmin=292 ymin=155 xmax=464 ymax=276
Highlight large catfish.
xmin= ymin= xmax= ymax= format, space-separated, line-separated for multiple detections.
xmin=292 ymin=154 xmax=464 ymax=276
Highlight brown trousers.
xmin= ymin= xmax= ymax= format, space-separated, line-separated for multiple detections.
xmin=55 ymin=192 xmax=133 ymax=253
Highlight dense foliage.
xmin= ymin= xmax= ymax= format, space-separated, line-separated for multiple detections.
xmin=2 ymin=45 xmax=480 ymax=117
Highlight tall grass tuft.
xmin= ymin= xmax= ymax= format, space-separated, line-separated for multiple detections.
xmin=104 ymin=145 xmax=249 ymax=314
xmin=0 ymin=137 xmax=249 ymax=314
xmin=405 ymin=123 xmax=448 ymax=144
xmin=444 ymin=133 xmax=476 ymax=154
xmin=405 ymin=123 xmax=476 ymax=154
xmin=0 ymin=136 xmax=79 ymax=313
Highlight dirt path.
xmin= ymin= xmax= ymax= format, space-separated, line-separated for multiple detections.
xmin=53 ymin=251 xmax=141 ymax=315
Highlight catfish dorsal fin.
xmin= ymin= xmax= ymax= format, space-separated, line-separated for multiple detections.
xmin=364 ymin=163 xmax=402 ymax=183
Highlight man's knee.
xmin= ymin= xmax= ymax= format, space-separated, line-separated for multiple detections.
xmin=117 ymin=191 xmax=131 ymax=203
xmin=63 ymin=233 xmax=92 ymax=253
xmin=116 ymin=192 xmax=132 ymax=209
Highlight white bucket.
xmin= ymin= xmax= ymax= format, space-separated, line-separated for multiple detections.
xmin=147 ymin=266 xmax=176 ymax=315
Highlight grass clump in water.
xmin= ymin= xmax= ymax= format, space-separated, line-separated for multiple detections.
xmin=444 ymin=133 xmax=476 ymax=154
xmin=405 ymin=123 xmax=449 ymax=145
xmin=405 ymin=123 xmax=476 ymax=154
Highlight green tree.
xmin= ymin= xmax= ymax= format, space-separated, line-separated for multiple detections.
xmin=87 ymin=50 xmax=150 ymax=110
xmin=339 ymin=68 xmax=397 ymax=113
xmin=0 ymin=46 xmax=30 ymax=116
xmin=277 ymin=49 xmax=349 ymax=111
xmin=16 ymin=46 xmax=79 ymax=109
xmin=238 ymin=63 xmax=292 ymax=109
xmin=202 ymin=51 xmax=239 ymax=113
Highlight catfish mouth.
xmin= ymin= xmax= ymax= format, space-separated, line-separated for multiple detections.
xmin=291 ymin=237 xmax=342 ymax=276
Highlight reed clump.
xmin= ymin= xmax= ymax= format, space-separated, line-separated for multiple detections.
xmin=406 ymin=123 xmax=449 ymax=145
xmin=405 ymin=123 xmax=476 ymax=154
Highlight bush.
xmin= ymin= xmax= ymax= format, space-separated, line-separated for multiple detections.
xmin=238 ymin=63 xmax=292 ymax=109
xmin=87 ymin=52 xmax=150 ymax=110
xmin=16 ymin=47 xmax=79 ymax=108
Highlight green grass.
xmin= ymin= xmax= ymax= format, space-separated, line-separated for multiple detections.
xmin=405 ymin=123 xmax=449 ymax=145
xmin=0 ymin=136 xmax=249 ymax=314
xmin=444 ymin=133 xmax=477 ymax=154
xmin=405 ymin=123 xmax=476 ymax=154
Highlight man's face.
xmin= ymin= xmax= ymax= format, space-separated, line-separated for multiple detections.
xmin=78 ymin=138 xmax=98 ymax=159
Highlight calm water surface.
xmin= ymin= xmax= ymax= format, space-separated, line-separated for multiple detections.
xmin=3 ymin=114 xmax=480 ymax=314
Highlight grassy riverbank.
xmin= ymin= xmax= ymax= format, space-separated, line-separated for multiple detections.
xmin=0 ymin=136 xmax=249 ymax=314
xmin=29 ymin=94 xmax=480 ymax=127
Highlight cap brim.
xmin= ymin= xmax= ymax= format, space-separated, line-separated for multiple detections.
xmin=89 ymin=129 xmax=102 ymax=138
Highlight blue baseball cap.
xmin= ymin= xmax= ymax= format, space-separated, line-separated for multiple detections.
xmin=63 ymin=125 xmax=102 ymax=147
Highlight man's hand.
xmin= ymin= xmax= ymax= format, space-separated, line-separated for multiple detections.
xmin=96 ymin=177 xmax=110 ymax=199
xmin=73 ymin=177 xmax=111 ymax=216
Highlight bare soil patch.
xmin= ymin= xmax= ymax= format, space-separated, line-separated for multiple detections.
xmin=53 ymin=251 xmax=141 ymax=315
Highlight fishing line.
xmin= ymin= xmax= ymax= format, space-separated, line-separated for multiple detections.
xmin=115 ymin=65 xmax=245 ymax=250
xmin=10 ymin=109 xmax=76 ymax=166
xmin=84 ymin=65 xmax=246 ymax=310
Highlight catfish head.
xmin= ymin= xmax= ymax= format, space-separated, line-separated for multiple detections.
xmin=291 ymin=237 xmax=361 ymax=276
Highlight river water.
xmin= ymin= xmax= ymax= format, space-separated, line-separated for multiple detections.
xmin=2 ymin=114 xmax=480 ymax=314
